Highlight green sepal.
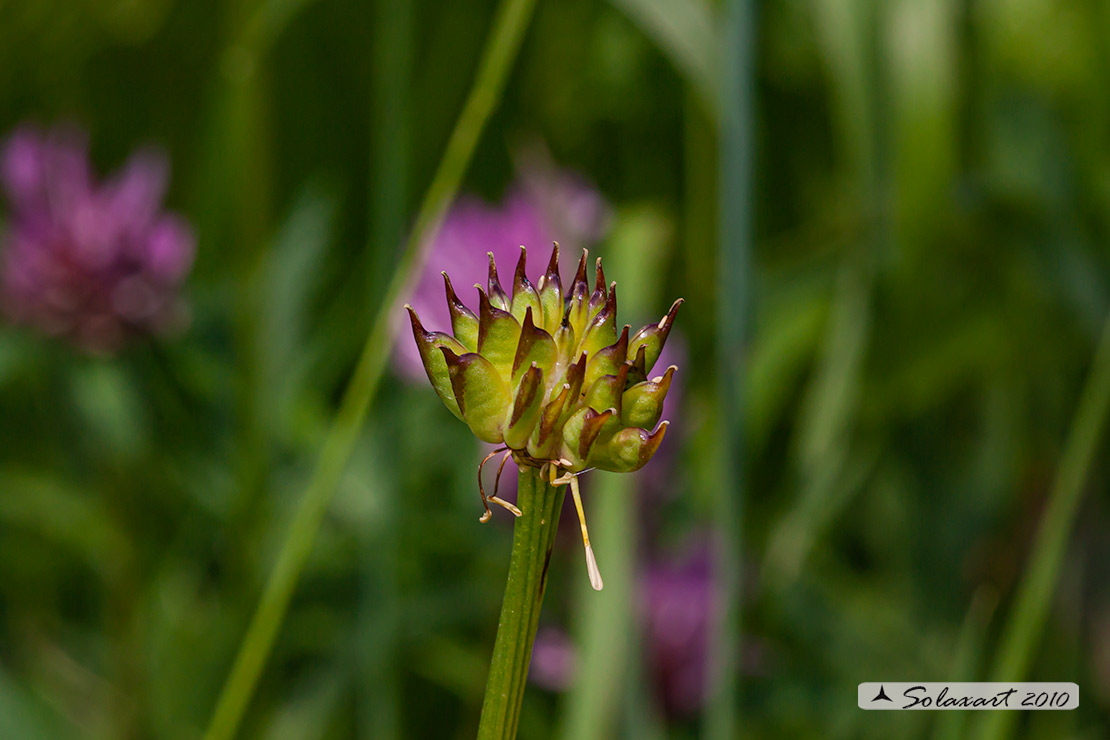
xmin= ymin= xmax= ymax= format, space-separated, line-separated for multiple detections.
xmin=565 ymin=251 xmax=591 ymax=339
xmin=576 ymin=407 xmax=619 ymax=464
xmin=442 ymin=348 xmax=511 ymax=444
xmin=579 ymin=285 xmax=618 ymax=358
xmin=598 ymin=422 xmax=668 ymax=473
xmin=407 ymin=306 xmax=466 ymax=420
xmin=587 ymin=258 xmax=607 ymax=318
xmin=504 ymin=364 xmax=544 ymax=449
xmin=486 ymin=252 xmax=510 ymax=310
xmin=583 ymin=362 xmax=631 ymax=415
xmin=558 ymin=354 xmax=587 ymax=423
xmin=443 ymin=272 xmax=478 ymax=351
xmin=510 ymin=247 xmax=544 ymax=325
xmin=584 ymin=325 xmax=629 ymax=391
xmin=628 ymin=298 xmax=683 ymax=374
xmin=560 ymin=406 xmax=617 ymax=471
xmin=512 ymin=308 xmax=557 ymax=388
xmin=559 ymin=407 xmax=590 ymax=470
xmin=477 ymin=288 xmax=522 ymax=378
xmin=537 ymin=243 xmax=563 ymax=335
xmin=528 ymin=383 xmax=569 ymax=460
xmin=552 ymin=321 xmax=577 ymax=371
xmin=626 ymin=344 xmax=648 ymax=386
xmin=620 ymin=365 xmax=675 ymax=430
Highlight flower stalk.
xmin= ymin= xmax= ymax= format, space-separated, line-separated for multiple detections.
xmin=477 ymin=465 xmax=565 ymax=740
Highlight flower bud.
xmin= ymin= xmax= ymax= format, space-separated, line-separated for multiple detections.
xmin=407 ymin=243 xmax=681 ymax=475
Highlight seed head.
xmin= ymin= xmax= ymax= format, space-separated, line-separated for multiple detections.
xmin=406 ymin=243 xmax=681 ymax=475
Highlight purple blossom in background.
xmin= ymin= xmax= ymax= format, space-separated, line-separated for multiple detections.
xmin=0 ymin=125 xmax=194 ymax=352
xmin=640 ymin=540 xmax=717 ymax=717
xmin=529 ymin=626 xmax=578 ymax=692
xmin=394 ymin=167 xmax=608 ymax=379
xmin=527 ymin=538 xmax=719 ymax=718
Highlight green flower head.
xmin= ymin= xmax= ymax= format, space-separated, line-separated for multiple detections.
xmin=406 ymin=243 xmax=681 ymax=590
xmin=406 ymin=243 xmax=681 ymax=475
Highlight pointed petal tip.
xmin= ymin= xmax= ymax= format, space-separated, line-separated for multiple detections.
xmin=439 ymin=345 xmax=461 ymax=364
xmin=513 ymin=248 xmax=534 ymax=293
xmin=546 ymin=242 xmax=560 ymax=269
xmin=615 ymin=361 xmax=632 ymax=387
xmin=652 ymin=365 xmax=678 ymax=383
xmin=442 ymin=272 xmax=462 ymax=301
xmin=573 ymin=250 xmax=589 ymax=282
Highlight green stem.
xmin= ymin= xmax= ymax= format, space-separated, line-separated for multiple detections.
xmin=202 ymin=1 xmax=538 ymax=737
xmin=477 ymin=467 xmax=565 ymax=740
xmin=974 ymin=313 xmax=1110 ymax=740
xmin=707 ymin=0 xmax=753 ymax=736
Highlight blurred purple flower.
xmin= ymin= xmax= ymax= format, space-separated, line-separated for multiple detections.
xmin=640 ymin=540 xmax=717 ymax=717
xmin=0 ymin=125 xmax=194 ymax=352
xmin=526 ymin=539 xmax=719 ymax=717
xmin=530 ymin=626 xmax=578 ymax=692
xmin=394 ymin=167 xmax=608 ymax=379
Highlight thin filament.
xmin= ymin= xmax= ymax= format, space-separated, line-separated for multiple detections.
xmin=569 ymin=475 xmax=603 ymax=591
xmin=477 ymin=447 xmax=508 ymax=522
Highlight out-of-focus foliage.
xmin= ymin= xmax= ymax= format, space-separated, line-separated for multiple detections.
xmin=0 ymin=0 xmax=1108 ymax=739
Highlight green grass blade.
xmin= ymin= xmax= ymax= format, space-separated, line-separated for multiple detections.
xmin=931 ymin=588 xmax=997 ymax=740
xmin=973 ymin=315 xmax=1110 ymax=740
xmin=705 ymin=0 xmax=755 ymax=736
xmin=555 ymin=474 xmax=635 ymax=740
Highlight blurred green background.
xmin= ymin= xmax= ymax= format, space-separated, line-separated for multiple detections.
xmin=1 ymin=0 xmax=1109 ymax=738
